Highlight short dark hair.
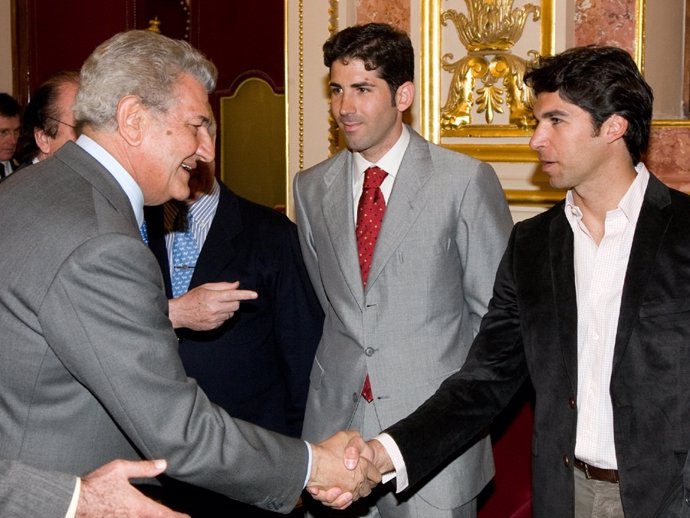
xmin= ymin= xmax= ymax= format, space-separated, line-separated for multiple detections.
xmin=0 ymin=93 xmax=21 ymax=119
xmin=323 ymin=23 xmax=414 ymax=101
xmin=525 ymin=45 xmax=653 ymax=164
xmin=15 ymin=71 xmax=80 ymax=164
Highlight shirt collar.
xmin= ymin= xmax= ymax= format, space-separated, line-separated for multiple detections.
xmin=353 ymin=125 xmax=410 ymax=181
xmin=76 ymin=134 xmax=145 ymax=226
xmin=565 ymin=162 xmax=650 ymax=224
xmin=163 ymin=178 xmax=220 ymax=232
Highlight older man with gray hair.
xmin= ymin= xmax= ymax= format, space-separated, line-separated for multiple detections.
xmin=0 ymin=29 xmax=379 ymax=517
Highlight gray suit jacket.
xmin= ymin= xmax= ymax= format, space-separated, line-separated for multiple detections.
xmin=294 ymin=127 xmax=513 ymax=508
xmin=0 ymin=461 xmax=76 ymax=518
xmin=0 ymin=142 xmax=307 ymax=513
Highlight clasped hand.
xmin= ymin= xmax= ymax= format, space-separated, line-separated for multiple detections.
xmin=307 ymin=432 xmax=385 ymax=510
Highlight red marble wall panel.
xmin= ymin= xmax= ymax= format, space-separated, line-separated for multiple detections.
xmin=355 ymin=0 xmax=410 ymax=32
xmin=574 ymin=0 xmax=637 ymax=55
xmin=574 ymin=0 xmax=690 ymax=189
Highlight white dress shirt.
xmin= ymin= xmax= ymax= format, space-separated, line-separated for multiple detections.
xmin=378 ymin=163 xmax=651 ymax=489
xmin=569 ymin=163 xmax=649 ymax=469
xmin=352 ymin=125 xmax=410 ymax=221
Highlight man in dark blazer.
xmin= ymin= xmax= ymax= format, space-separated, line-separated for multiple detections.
xmin=324 ymin=46 xmax=690 ymax=518
xmin=0 ymin=29 xmax=378 ymax=516
xmin=145 ymin=153 xmax=323 ymax=516
xmin=0 ymin=92 xmax=21 ymax=178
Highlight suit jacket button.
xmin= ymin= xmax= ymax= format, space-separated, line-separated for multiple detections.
xmin=569 ymin=397 xmax=576 ymax=409
xmin=352 ymin=392 xmax=359 ymax=403
xmin=563 ymin=455 xmax=571 ymax=467
xmin=365 ymin=347 xmax=375 ymax=356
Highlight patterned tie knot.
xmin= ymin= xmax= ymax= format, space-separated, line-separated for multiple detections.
xmin=363 ymin=166 xmax=387 ymax=190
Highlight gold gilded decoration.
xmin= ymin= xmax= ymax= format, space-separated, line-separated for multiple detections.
xmin=328 ymin=0 xmax=341 ymax=157
xmin=147 ymin=16 xmax=162 ymax=34
xmin=440 ymin=0 xmax=540 ymax=129
xmin=298 ymin=0 xmax=305 ymax=170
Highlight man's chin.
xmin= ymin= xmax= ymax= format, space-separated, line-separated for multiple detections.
xmin=170 ymin=185 xmax=192 ymax=203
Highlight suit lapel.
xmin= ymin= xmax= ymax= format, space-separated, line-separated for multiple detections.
xmin=58 ymin=142 xmax=139 ymax=233
xmin=366 ymin=129 xmax=432 ymax=291
xmin=144 ymin=205 xmax=173 ymax=298
xmin=190 ymin=184 xmax=241 ymax=288
xmin=549 ymin=208 xmax=579 ymax=393
xmin=321 ymin=154 xmax=366 ymax=306
xmin=612 ymin=174 xmax=672 ymax=371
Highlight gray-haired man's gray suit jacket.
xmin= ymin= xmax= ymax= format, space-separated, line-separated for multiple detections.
xmin=0 ymin=142 xmax=307 ymax=513
xmin=0 ymin=460 xmax=76 ymax=518
xmin=294 ymin=127 xmax=513 ymax=509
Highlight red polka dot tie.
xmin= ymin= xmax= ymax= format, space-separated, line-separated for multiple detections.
xmin=356 ymin=166 xmax=388 ymax=287
xmin=356 ymin=166 xmax=387 ymax=403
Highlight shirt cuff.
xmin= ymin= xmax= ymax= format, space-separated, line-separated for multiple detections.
xmin=374 ymin=433 xmax=409 ymax=492
xmin=304 ymin=441 xmax=312 ymax=488
xmin=65 ymin=476 xmax=80 ymax=518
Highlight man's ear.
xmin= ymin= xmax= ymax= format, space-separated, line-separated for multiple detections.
xmin=603 ymin=113 xmax=629 ymax=143
xmin=395 ymin=81 xmax=415 ymax=113
xmin=34 ymin=127 xmax=51 ymax=154
xmin=116 ymin=95 xmax=147 ymax=146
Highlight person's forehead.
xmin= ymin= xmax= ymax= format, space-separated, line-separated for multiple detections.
xmin=56 ymin=83 xmax=78 ymax=114
xmin=0 ymin=115 xmax=20 ymax=128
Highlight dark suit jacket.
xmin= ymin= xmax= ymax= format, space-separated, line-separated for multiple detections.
xmin=145 ymin=182 xmax=323 ymax=437
xmin=386 ymin=173 xmax=690 ymax=518
xmin=0 ymin=141 xmax=309 ymax=513
xmin=145 ymin=183 xmax=322 ymax=516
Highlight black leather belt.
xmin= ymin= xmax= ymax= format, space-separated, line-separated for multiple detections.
xmin=574 ymin=458 xmax=619 ymax=483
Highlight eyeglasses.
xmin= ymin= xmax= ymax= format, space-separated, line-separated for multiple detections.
xmin=45 ymin=116 xmax=76 ymax=129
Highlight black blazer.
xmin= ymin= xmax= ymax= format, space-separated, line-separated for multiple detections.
xmin=386 ymin=173 xmax=690 ymax=518
xmin=145 ymin=183 xmax=323 ymax=437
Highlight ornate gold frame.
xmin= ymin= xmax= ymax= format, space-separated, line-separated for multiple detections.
xmin=420 ymin=0 xmax=555 ymax=205
xmin=420 ymin=0 xmax=554 ymax=148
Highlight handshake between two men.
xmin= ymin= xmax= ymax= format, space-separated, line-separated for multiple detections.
xmin=308 ymin=432 xmax=394 ymax=510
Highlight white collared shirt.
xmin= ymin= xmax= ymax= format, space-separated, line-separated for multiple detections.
xmin=568 ymin=162 xmax=650 ymax=469
xmin=76 ymin=135 xmax=145 ymax=227
xmin=352 ymin=125 xmax=410 ymax=221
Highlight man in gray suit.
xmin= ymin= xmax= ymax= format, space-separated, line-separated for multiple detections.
xmin=0 ymin=29 xmax=379 ymax=515
xmin=294 ymin=23 xmax=513 ymax=518
xmin=1 ymin=458 xmax=188 ymax=518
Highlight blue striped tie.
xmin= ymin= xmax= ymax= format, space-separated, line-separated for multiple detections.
xmin=171 ymin=211 xmax=199 ymax=297
xmin=139 ymin=221 xmax=148 ymax=244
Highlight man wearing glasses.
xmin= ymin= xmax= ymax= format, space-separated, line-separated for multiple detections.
xmin=0 ymin=92 xmax=21 ymax=178
xmin=14 ymin=71 xmax=79 ymax=168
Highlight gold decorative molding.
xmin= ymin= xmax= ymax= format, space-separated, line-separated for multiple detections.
xmin=440 ymin=1 xmax=540 ymax=132
xmin=421 ymin=1 xmax=556 ymax=206
xmin=328 ymin=0 xmax=341 ymax=156
xmin=147 ymin=17 xmax=161 ymax=33
xmin=297 ymin=0 xmax=305 ymax=170
xmin=445 ymin=143 xmax=537 ymax=162
xmin=504 ymin=189 xmax=565 ymax=206
xmin=421 ymin=0 xmax=554 ymax=142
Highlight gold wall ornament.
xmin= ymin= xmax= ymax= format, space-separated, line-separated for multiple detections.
xmin=328 ymin=0 xmax=342 ymax=157
xmin=147 ymin=16 xmax=162 ymax=34
xmin=440 ymin=0 xmax=540 ymax=130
